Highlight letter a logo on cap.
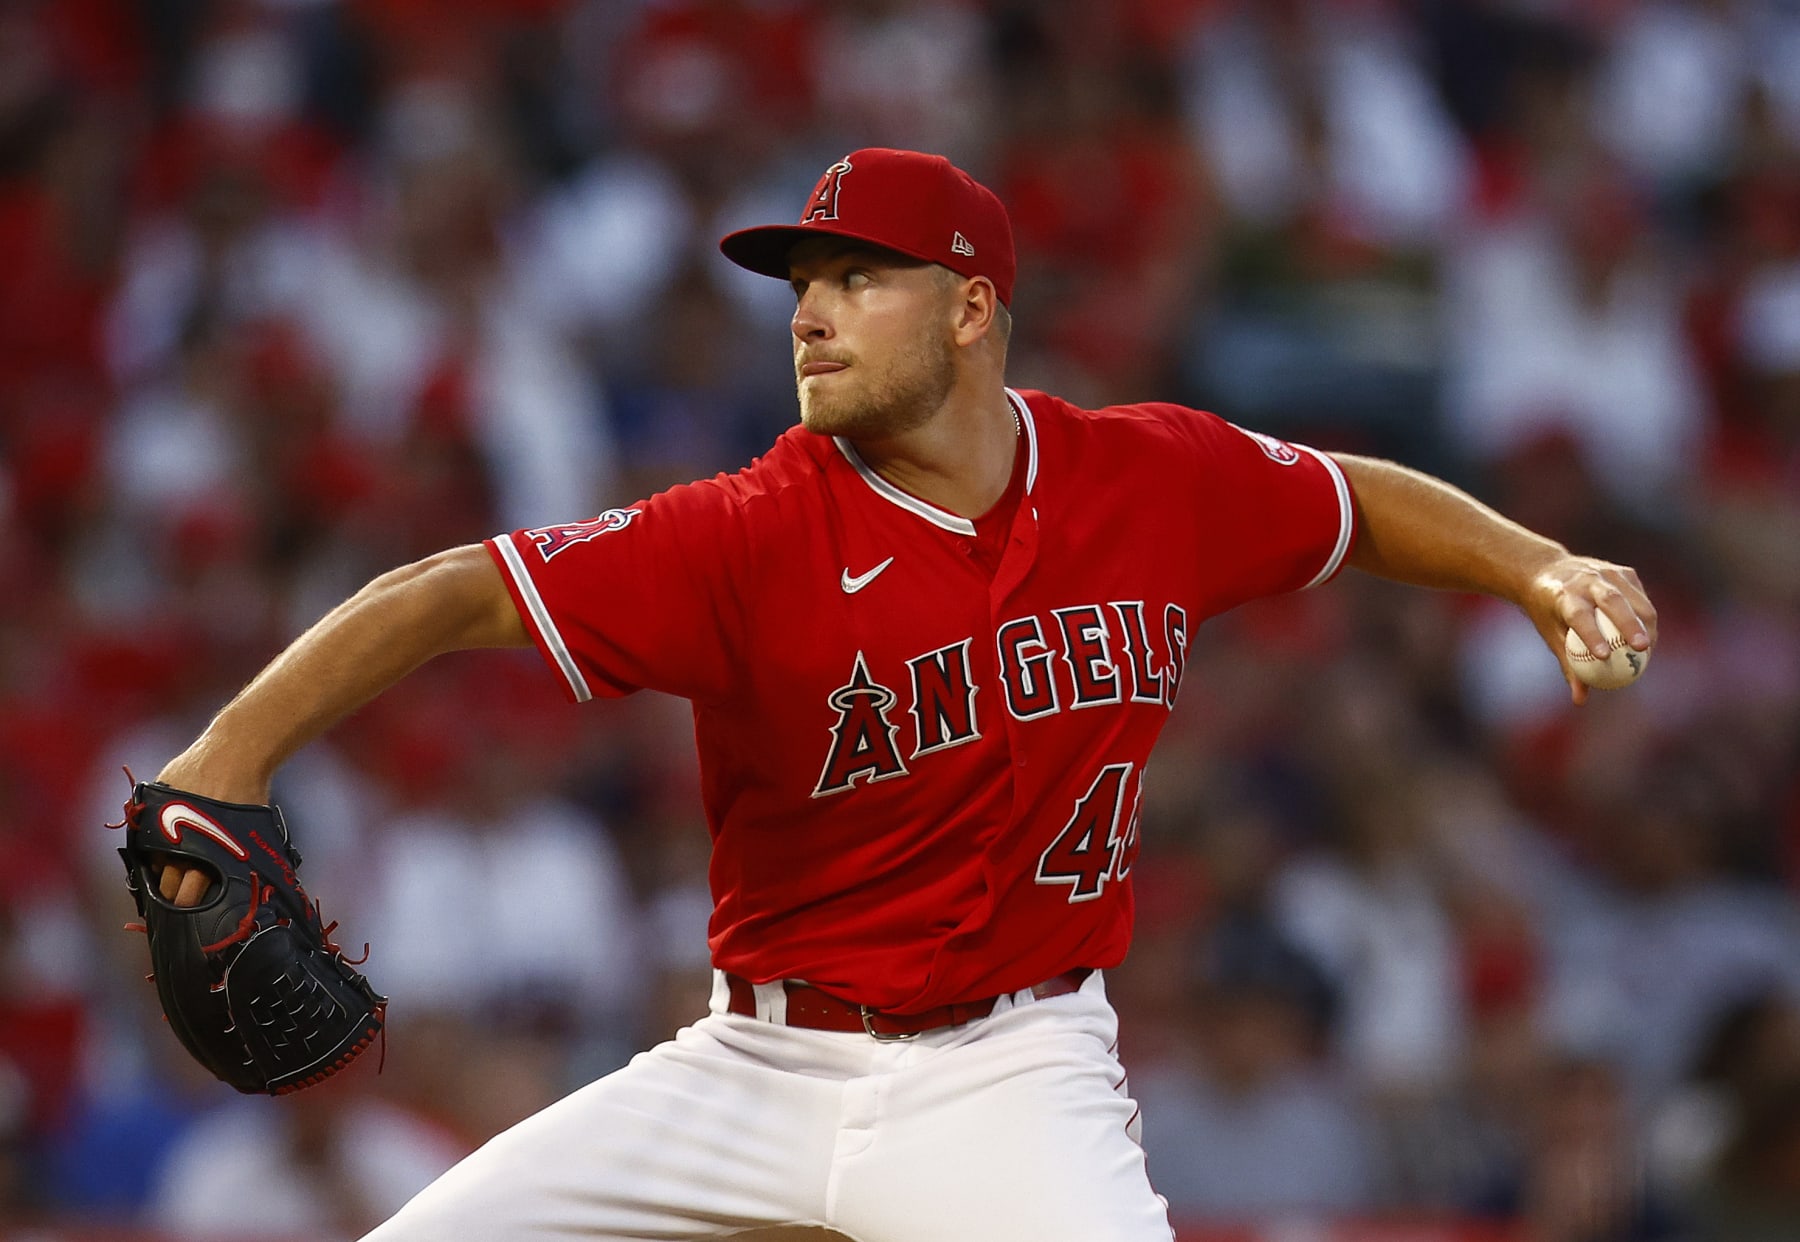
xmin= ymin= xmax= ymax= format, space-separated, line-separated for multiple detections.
xmin=802 ymin=159 xmax=853 ymax=223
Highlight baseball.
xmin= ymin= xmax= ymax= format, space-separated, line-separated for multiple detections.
xmin=1564 ymin=612 xmax=1650 ymax=689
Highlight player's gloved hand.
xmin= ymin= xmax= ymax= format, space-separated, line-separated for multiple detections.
xmin=112 ymin=779 xmax=387 ymax=1094
xmin=1524 ymin=555 xmax=1656 ymax=705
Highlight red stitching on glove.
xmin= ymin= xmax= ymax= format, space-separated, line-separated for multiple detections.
xmin=107 ymin=767 xmax=145 ymax=831
xmin=314 ymin=901 xmax=372 ymax=966
xmin=270 ymin=1008 xmax=387 ymax=1094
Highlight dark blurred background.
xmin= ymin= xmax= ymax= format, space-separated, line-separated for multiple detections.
xmin=0 ymin=1 xmax=1797 ymax=1240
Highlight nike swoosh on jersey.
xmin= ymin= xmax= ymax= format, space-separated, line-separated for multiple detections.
xmin=840 ymin=557 xmax=895 ymax=594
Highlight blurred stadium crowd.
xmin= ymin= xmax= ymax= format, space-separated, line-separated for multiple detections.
xmin=1 ymin=0 xmax=1798 ymax=1239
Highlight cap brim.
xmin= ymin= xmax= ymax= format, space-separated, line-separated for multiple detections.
xmin=719 ymin=224 xmax=941 ymax=282
xmin=718 ymin=225 xmax=818 ymax=280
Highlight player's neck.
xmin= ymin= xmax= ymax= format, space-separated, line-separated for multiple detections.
xmin=849 ymin=385 xmax=1018 ymax=519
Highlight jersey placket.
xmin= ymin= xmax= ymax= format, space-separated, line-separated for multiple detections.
xmin=990 ymin=511 xmax=1041 ymax=791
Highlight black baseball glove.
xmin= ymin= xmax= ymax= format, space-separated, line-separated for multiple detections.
xmin=114 ymin=779 xmax=386 ymax=1095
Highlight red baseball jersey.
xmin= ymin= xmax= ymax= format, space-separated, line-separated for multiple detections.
xmin=486 ymin=389 xmax=1355 ymax=1013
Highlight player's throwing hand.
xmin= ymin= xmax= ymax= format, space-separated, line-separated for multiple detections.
xmin=1527 ymin=555 xmax=1657 ymax=704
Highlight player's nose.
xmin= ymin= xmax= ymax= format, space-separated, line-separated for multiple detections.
xmin=791 ymin=288 xmax=832 ymax=341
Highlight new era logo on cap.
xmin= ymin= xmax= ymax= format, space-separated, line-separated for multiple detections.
xmin=719 ymin=149 xmax=1016 ymax=306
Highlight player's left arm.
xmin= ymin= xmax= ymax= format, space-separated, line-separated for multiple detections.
xmin=1329 ymin=453 xmax=1656 ymax=706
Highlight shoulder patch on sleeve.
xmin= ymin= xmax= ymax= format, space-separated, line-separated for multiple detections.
xmin=1231 ymin=424 xmax=1302 ymax=466
xmin=525 ymin=508 xmax=642 ymax=562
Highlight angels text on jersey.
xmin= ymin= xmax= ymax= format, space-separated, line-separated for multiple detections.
xmin=812 ymin=598 xmax=1188 ymax=799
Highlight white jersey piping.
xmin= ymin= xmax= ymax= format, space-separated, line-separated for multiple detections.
xmin=491 ymin=537 xmax=594 ymax=702
xmin=831 ymin=389 xmax=1039 ymax=535
xmin=832 ymin=439 xmax=977 ymax=535
xmin=1296 ymin=445 xmax=1355 ymax=590
xmin=1007 ymin=387 xmax=1040 ymax=492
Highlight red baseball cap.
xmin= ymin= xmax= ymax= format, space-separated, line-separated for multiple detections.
xmin=719 ymin=148 xmax=1016 ymax=306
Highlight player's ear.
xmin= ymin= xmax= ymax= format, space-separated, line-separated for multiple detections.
xmin=949 ymin=276 xmax=999 ymax=349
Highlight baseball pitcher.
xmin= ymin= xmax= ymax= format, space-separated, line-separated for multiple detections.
xmin=125 ymin=149 xmax=1655 ymax=1241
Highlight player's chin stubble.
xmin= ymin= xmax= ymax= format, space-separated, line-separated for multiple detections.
xmin=796 ymin=334 xmax=955 ymax=440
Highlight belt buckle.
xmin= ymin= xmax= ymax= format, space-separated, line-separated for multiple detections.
xmin=859 ymin=1004 xmax=920 ymax=1042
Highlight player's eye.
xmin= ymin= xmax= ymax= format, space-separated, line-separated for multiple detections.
xmin=843 ymin=268 xmax=871 ymax=289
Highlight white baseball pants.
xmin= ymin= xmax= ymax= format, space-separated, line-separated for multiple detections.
xmin=362 ymin=969 xmax=1172 ymax=1241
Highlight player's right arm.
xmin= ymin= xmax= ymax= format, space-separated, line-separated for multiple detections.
xmin=151 ymin=545 xmax=527 ymax=906
xmin=1329 ymin=454 xmax=1655 ymax=704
